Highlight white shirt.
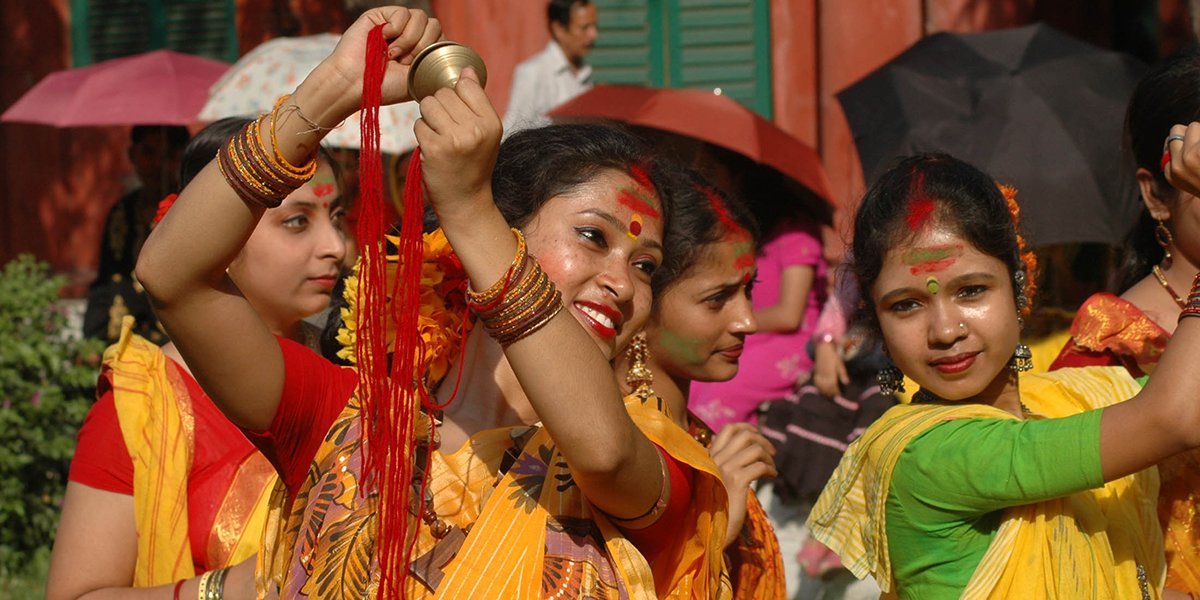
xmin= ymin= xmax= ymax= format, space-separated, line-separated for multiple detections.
xmin=503 ymin=41 xmax=593 ymax=135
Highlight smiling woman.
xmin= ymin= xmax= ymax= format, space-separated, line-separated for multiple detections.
xmin=805 ymin=152 xmax=1200 ymax=599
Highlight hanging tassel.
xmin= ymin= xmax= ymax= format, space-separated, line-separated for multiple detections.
xmin=355 ymin=23 xmax=421 ymax=599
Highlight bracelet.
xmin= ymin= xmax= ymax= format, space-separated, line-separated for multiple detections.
xmin=1179 ymin=271 xmax=1200 ymax=322
xmin=196 ymin=570 xmax=212 ymax=600
xmin=275 ymin=94 xmax=342 ymax=134
xmin=173 ymin=579 xmax=186 ymax=600
xmin=466 ymin=228 xmax=527 ymax=310
xmin=217 ymin=113 xmax=316 ymax=209
xmin=607 ymin=448 xmax=669 ymax=527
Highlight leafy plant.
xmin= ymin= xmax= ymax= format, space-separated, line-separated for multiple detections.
xmin=0 ymin=255 xmax=104 ymax=575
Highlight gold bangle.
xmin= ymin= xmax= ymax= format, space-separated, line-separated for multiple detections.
xmin=467 ymin=228 xmax=527 ymax=308
xmin=196 ymin=570 xmax=213 ymax=600
xmin=268 ymin=96 xmax=318 ymax=179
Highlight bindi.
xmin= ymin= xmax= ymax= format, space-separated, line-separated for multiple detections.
xmin=628 ymin=213 xmax=644 ymax=240
xmin=926 ymin=276 xmax=940 ymax=294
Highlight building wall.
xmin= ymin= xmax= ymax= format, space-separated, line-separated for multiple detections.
xmin=0 ymin=0 xmax=1191 ymax=291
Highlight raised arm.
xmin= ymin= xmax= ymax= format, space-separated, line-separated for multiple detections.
xmin=136 ymin=9 xmax=441 ymax=430
xmin=415 ymin=72 xmax=668 ymax=521
xmin=1098 ymin=121 xmax=1200 ymax=480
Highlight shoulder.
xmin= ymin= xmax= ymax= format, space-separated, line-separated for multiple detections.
xmin=1020 ymin=366 xmax=1141 ymax=414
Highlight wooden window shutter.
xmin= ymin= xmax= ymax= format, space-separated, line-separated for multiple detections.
xmin=71 ymin=0 xmax=236 ymax=66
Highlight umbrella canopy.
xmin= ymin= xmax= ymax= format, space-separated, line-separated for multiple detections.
xmin=201 ymin=33 xmax=419 ymax=154
xmin=837 ymin=23 xmax=1146 ymax=247
xmin=1 ymin=50 xmax=230 ymax=126
xmin=550 ymin=85 xmax=834 ymax=214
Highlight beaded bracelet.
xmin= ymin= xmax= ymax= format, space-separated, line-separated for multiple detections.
xmin=1180 ymin=271 xmax=1200 ymax=322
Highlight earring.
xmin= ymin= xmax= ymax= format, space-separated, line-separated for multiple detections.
xmin=877 ymin=364 xmax=905 ymax=396
xmin=1008 ymin=343 xmax=1033 ymax=373
xmin=625 ymin=333 xmax=657 ymax=403
xmin=1013 ymin=270 xmax=1029 ymax=312
xmin=1156 ymin=219 xmax=1174 ymax=268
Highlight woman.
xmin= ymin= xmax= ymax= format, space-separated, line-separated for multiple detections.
xmin=46 ymin=118 xmax=347 ymax=599
xmin=614 ymin=172 xmax=786 ymax=598
xmin=1051 ymin=51 xmax=1200 ymax=596
xmin=804 ymin=151 xmax=1200 ymax=599
xmin=689 ymin=200 xmax=827 ymax=432
xmin=136 ymin=8 xmax=726 ymax=599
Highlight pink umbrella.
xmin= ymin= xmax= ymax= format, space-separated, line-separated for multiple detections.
xmin=1 ymin=50 xmax=229 ymax=126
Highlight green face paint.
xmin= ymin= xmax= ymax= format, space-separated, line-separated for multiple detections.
xmin=902 ymin=244 xmax=963 ymax=275
xmin=658 ymin=330 xmax=705 ymax=366
xmin=926 ymin=277 xmax=940 ymax=294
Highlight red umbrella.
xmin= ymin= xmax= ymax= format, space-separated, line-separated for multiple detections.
xmin=1 ymin=50 xmax=229 ymax=127
xmin=550 ymin=84 xmax=834 ymax=208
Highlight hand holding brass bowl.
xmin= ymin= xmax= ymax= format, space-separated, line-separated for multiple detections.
xmin=407 ymin=41 xmax=488 ymax=102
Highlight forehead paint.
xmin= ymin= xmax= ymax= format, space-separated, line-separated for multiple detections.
xmin=628 ymin=163 xmax=655 ymax=193
xmin=902 ymin=244 xmax=962 ymax=276
xmin=617 ymin=187 xmax=661 ymax=220
xmin=628 ymin=213 xmax=644 ymax=240
xmin=926 ymin=277 xmax=940 ymax=294
xmin=310 ymin=173 xmax=337 ymax=198
xmin=659 ymin=329 xmax=705 ymax=365
xmin=702 ymin=184 xmax=755 ymax=271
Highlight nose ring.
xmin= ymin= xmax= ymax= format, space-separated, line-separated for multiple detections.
xmin=958 ymin=322 xmax=967 ymax=333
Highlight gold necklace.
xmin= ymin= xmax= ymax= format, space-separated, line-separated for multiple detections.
xmin=1152 ymin=265 xmax=1187 ymax=309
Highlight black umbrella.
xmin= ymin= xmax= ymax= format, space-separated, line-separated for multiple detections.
xmin=837 ymin=23 xmax=1147 ymax=247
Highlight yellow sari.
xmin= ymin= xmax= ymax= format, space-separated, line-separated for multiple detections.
xmin=808 ymin=366 xmax=1162 ymax=599
xmin=258 ymin=393 xmax=729 ymax=598
xmin=106 ymin=317 xmax=275 ymax=585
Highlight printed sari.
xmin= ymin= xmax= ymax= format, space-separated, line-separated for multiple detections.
xmin=1051 ymin=292 xmax=1200 ymax=592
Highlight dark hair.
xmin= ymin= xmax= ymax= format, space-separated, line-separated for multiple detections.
xmin=852 ymin=153 xmax=1025 ymax=329
xmin=652 ymin=167 xmax=760 ymax=298
xmin=131 ymin=124 xmax=190 ymax=149
xmin=1119 ymin=48 xmax=1200 ymax=289
xmin=547 ymin=0 xmax=589 ymax=28
xmin=179 ymin=117 xmax=341 ymax=190
xmin=492 ymin=123 xmax=671 ymax=230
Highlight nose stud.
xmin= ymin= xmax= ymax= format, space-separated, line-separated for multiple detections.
xmin=958 ymin=322 xmax=967 ymax=333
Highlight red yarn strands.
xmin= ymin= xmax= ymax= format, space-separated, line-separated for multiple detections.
xmin=354 ymin=24 xmax=422 ymax=598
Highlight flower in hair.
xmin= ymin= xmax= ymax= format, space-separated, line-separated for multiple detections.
xmin=152 ymin=193 xmax=178 ymax=226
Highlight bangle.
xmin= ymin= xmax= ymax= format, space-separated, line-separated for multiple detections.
xmin=173 ymin=579 xmax=186 ymax=600
xmin=196 ymin=570 xmax=212 ymax=600
xmin=816 ymin=332 xmax=836 ymax=345
xmin=606 ymin=448 xmax=669 ymax=528
xmin=1179 ymin=272 xmax=1200 ymax=322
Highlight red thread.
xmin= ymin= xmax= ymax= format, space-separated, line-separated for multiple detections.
xmin=354 ymin=24 xmax=419 ymax=599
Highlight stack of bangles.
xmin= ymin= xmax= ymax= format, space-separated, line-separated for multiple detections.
xmin=466 ymin=229 xmax=564 ymax=347
xmin=1181 ymin=271 xmax=1200 ymax=321
xmin=194 ymin=566 xmax=230 ymax=600
xmin=216 ymin=96 xmax=318 ymax=209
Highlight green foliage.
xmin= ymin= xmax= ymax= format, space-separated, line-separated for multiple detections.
xmin=0 ymin=255 xmax=104 ymax=575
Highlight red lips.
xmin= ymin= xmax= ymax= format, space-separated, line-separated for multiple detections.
xmin=929 ymin=352 xmax=979 ymax=374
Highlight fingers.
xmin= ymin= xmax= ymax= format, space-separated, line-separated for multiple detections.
xmin=710 ymin=422 xmax=755 ymax=456
xmin=388 ymin=9 xmax=430 ymax=62
xmin=402 ymin=18 xmax=445 ymax=65
xmin=455 ymin=68 xmax=499 ymax=121
xmin=1164 ymin=123 xmax=1200 ymax=196
xmin=837 ymin=360 xmax=850 ymax=385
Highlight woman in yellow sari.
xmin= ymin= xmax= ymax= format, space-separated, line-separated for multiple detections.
xmin=807 ymin=150 xmax=1200 ymax=599
xmin=46 ymin=118 xmax=347 ymax=599
xmin=1050 ymin=50 xmax=1200 ymax=597
xmin=614 ymin=170 xmax=786 ymax=598
xmin=136 ymin=8 xmax=727 ymax=599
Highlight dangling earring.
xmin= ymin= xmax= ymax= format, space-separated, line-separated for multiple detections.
xmin=1008 ymin=343 xmax=1033 ymax=373
xmin=1156 ymin=219 xmax=1174 ymax=268
xmin=625 ymin=333 xmax=656 ymax=403
xmin=877 ymin=364 xmax=905 ymax=396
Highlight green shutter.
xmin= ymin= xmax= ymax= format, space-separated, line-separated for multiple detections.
xmin=71 ymin=0 xmax=236 ymax=66
xmin=587 ymin=0 xmax=772 ymax=117
xmin=668 ymin=0 xmax=771 ymax=117
xmin=588 ymin=0 xmax=665 ymax=86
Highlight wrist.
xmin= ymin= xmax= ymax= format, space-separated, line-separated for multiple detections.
xmin=291 ymin=65 xmax=359 ymax=129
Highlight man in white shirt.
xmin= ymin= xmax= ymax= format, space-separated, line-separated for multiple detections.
xmin=503 ymin=0 xmax=598 ymax=133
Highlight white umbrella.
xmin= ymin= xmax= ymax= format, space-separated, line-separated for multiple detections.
xmin=201 ymin=33 xmax=418 ymax=154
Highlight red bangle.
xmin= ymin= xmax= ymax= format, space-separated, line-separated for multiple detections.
xmin=172 ymin=579 xmax=186 ymax=600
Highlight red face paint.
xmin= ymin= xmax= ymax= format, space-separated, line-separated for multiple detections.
xmin=312 ymin=183 xmax=336 ymax=198
xmin=618 ymin=188 xmax=661 ymax=219
xmin=701 ymin=183 xmax=755 ymax=270
xmin=628 ymin=163 xmax=655 ymax=193
xmin=902 ymin=244 xmax=962 ymax=275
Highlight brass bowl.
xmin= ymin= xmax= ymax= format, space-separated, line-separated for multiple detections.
xmin=407 ymin=41 xmax=488 ymax=101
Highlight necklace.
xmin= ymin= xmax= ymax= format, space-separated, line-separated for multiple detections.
xmin=1152 ymin=265 xmax=1187 ymax=309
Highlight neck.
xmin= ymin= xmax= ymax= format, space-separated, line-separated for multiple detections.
xmin=438 ymin=327 xmax=539 ymax=452
xmin=1161 ymin=254 xmax=1198 ymax=309
xmin=615 ymin=353 xmax=691 ymax=429
xmin=972 ymin=368 xmax=1023 ymax=418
